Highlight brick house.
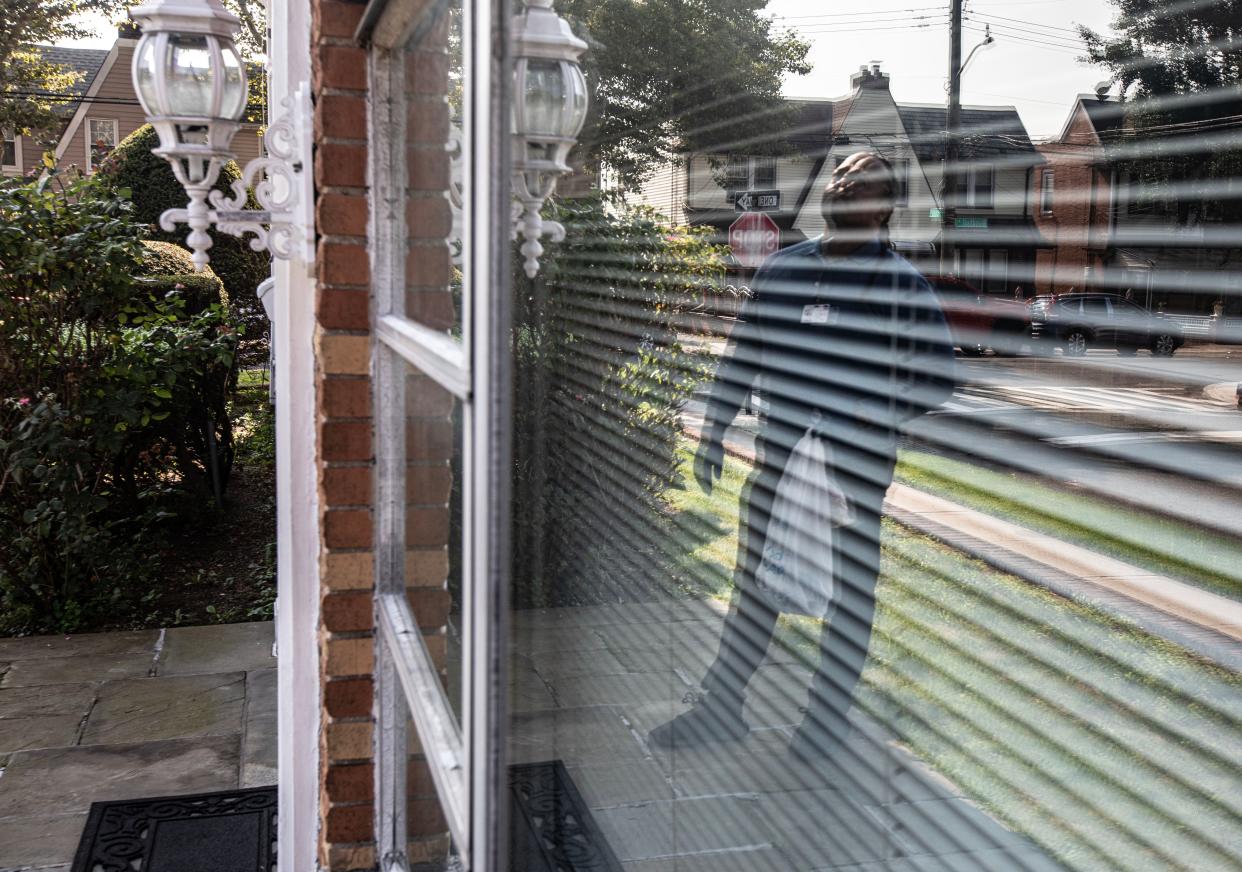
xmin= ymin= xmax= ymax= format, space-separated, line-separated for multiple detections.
xmin=3 ymin=30 xmax=262 ymax=178
xmin=1030 ymin=94 xmax=1122 ymax=295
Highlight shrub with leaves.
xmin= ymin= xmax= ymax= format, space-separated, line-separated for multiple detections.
xmin=511 ymin=193 xmax=725 ymax=607
xmin=0 ymin=173 xmax=238 ymax=633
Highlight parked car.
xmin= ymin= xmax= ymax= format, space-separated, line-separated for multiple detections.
xmin=925 ymin=275 xmax=1030 ymax=356
xmin=1028 ymin=293 xmax=1184 ymax=356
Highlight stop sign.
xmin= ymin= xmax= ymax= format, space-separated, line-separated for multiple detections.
xmin=729 ymin=211 xmax=780 ymax=269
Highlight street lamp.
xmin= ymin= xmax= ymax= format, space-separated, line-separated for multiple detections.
xmin=129 ymin=0 xmax=314 ymax=272
xmin=511 ymin=0 xmax=589 ymax=278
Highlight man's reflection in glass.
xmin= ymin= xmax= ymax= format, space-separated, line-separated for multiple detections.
xmin=649 ymin=152 xmax=956 ymax=764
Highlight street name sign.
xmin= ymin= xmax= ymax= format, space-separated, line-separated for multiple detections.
xmin=733 ymin=189 xmax=781 ymax=212
xmin=729 ymin=211 xmax=780 ymax=269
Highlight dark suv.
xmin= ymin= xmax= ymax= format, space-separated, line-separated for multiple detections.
xmin=1028 ymin=293 xmax=1184 ymax=357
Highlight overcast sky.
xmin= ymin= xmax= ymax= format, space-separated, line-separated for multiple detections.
xmin=67 ymin=0 xmax=1119 ymax=140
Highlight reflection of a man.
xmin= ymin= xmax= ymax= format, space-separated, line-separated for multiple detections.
xmin=649 ymin=152 xmax=956 ymax=762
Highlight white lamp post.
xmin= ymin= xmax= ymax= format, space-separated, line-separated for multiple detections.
xmin=129 ymin=0 xmax=314 ymax=272
xmin=511 ymin=0 xmax=589 ymax=278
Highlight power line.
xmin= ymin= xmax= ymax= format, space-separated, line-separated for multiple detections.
xmin=966 ymin=18 xmax=1085 ymax=50
xmin=964 ymin=24 xmax=1083 ymax=54
xmin=773 ymin=6 xmax=946 ymax=20
xmin=970 ymin=10 xmax=1084 ymax=35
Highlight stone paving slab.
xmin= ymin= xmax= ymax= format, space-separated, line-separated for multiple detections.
xmin=0 ymin=735 xmax=240 ymax=819
xmin=864 ymin=797 xmax=1033 ymax=859
xmin=241 ymin=668 xmax=278 ymax=788
xmin=157 ymin=622 xmax=276 ymax=675
xmin=592 ymin=794 xmax=773 ymax=862
xmin=0 ymin=630 xmax=157 ymax=663
xmin=0 ymin=653 xmax=154 ymax=688
xmin=0 ymin=683 xmax=95 ymax=720
xmin=0 ymin=812 xmax=88 ymax=870
xmin=569 ymin=760 xmax=677 ymax=808
xmin=0 ymin=715 xmax=81 ymax=754
xmin=812 ymin=844 xmax=1068 ymax=872
xmin=621 ymin=846 xmax=794 ymax=872
xmin=81 ymin=672 xmax=246 ymax=746
xmin=756 ymin=787 xmax=901 ymax=869
xmin=509 ymin=706 xmax=647 ymax=766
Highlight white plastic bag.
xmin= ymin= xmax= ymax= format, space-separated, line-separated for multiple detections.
xmin=753 ymin=427 xmax=855 ymax=617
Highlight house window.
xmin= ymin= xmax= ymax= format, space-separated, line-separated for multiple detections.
xmin=955 ymin=163 xmax=994 ymax=208
xmin=724 ymin=154 xmax=777 ymax=191
xmin=2 ymin=132 xmax=15 ymax=168
xmin=892 ymin=158 xmax=910 ymax=206
xmin=86 ymin=119 xmax=118 ymax=171
xmin=724 ymin=154 xmax=749 ymax=190
xmin=1041 ymin=169 xmax=1055 ymax=215
xmin=752 ymin=155 xmax=776 ymax=189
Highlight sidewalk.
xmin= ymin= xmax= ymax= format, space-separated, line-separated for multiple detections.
xmin=681 ymin=401 xmax=1242 ymax=672
xmin=0 ymin=621 xmax=277 ymax=871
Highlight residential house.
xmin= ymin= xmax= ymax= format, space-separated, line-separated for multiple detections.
xmin=4 ymin=28 xmax=263 ymax=178
xmin=1030 ymin=93 xmax=1122 ymax=296
xmin=793 ymin=65 xmax=1047 ymax=294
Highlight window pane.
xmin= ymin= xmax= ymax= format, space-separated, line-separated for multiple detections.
xmin=2 ymin=137 xmax=14 ymax=167
xmin=502 ymin=2 xmax=1242 ymax=870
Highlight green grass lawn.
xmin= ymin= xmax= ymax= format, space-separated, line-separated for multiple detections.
xmin=661 ymin=437 xmax=1242 ymax=871
xmin=896 ymin=450 xmax=1242 ymax=602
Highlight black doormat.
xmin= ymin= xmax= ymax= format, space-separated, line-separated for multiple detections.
xmin=509 ymin=761 xmax=623 ymax=872
xmin=70 ymin=786 xmax=277 ymax=872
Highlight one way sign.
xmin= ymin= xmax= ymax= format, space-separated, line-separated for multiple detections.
xmin=733 ymin=190 xmax=781 ymax=212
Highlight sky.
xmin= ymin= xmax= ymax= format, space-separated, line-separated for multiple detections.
xmin=65 ymin=0 xmax=1120 ymax=141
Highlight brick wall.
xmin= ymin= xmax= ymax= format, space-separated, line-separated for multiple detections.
xmin=1033 ymin=106 xmax=1112 ymax=294
xmin=313 ymin=0 xmax=377 ymax=867
xmin=311 ymin=0 xmax=456 ymax=867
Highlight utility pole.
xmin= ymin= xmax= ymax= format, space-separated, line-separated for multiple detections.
xmin=940 ymin=0 xmax=963 ymax=277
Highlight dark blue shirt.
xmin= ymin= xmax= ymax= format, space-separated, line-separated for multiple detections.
xmin=704 ymin=237 xmax=956 ymax=452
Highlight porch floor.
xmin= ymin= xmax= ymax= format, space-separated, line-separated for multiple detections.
xmin=510 ymin=601 xmax=1064 ymax=872
xmin=0 ymin=621 xmax=277 ymax=871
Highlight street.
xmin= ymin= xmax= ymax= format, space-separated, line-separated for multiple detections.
xmin=909 ymin=347 xmax=1242 ymax=537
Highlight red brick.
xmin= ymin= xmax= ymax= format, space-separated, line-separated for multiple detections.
xmin=406 ymin=797 xmax=448 ymax=838
xmin=317 ymin=143 xmax=368 ymax=188
xmin=317 ymin=193 xmax=368 ymax=237
xmin=405 ymin=196 xmax=452 ymax=238
xmin=405 ymin=375 xmax=455 ymax=415
xmin=405 ymin=418 xmax=453 ymax=461
xmin=315 ymin=94 xmax=368 ymax=140
xmin=405 ymin=291 xmax=456 ymax=329
xmin=325 ymin=508 xmax=372 ymax=549
xmin=407 ymin=587 xmax=451 ymax=627
xmin=316 ymin=44 xmax=368 ymax=91
xmin=405 ymin=507 xmax=449 ymax=547
xmin=319 ymin=288 xmax=371 ymax=329
xmin=326 ymin=803 xmax=373 ymax=843
xmin=315 ymin=0 xmax=366 ymax=40
xmin=324 ymin=465 xmax=372 ymax=505
xmin=407 ymin=147 xmax=449 ymax=191
xmin=323 ymin=591 xmax=373 ymax=632
xmin=323 ymin=378 xmax=371 ymax=419
xmin=406 ymin=759 xmax=438 ymax=798
xmin=321 ymin=421 xmax=372 ymax=461
xmin=403 ymin=50 xmax=449 ymax=95
xmin=320 ymin=241 xmax=371 ymax=286
xmin=326 ymin=762 xmax=373 ymax=803
xmin=405 ymin=100 xmax=449 ymax=145
xmin=325 ymin=677 xmax=373 ymax=719
xmin=405 ymin=247 xmax=450 ymax=287
xmin=405 ymin=463 xmax=452 ymax=504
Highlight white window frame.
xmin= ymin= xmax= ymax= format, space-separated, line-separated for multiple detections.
xmin=85 ymin=118 xmax=119 ymax=172
xmin=2 ymin=130 xmax=19 ymax=170
xmin=1041 ymin=169 xmax=1055 ymax=216
xmin=366 ymin=0 xmax=511 ymax=868
xmin=956 ymin=163 xmax=994 ymax=209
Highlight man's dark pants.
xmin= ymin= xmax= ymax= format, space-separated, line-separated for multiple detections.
xmin=700 ymin=416 xmax=898 ymax=744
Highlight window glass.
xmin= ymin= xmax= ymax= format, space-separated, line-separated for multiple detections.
xmin=2 ymin=134 xmax=15 ymax=167
xmin=499 ymin=2 xmax=1242 ymax=870
xmin=87 ymin=119 xmax=117 ymax=170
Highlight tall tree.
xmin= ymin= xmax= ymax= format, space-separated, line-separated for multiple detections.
xmin=1080 ymin=0 xmax=1242 ymax=223
xmin=557 ymin=0 xmax=811 ymax=190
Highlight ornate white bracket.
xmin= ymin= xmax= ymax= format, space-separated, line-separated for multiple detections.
xmin=159 ymin=83 xmax=315 ymax=273
xmin=512 ymin=197 xmax=566 ymax=279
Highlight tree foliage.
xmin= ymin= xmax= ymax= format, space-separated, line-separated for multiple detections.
xmin=0 ymin=0 xmax=127 ymax=141
xmin=556 ymin=0 xmax=810 ymax=190
xmin=1081 ymin=0 xmax=1242 ymax=223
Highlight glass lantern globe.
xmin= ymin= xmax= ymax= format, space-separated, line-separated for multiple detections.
xmin=129 ymin=0 xmax=248 ymax=187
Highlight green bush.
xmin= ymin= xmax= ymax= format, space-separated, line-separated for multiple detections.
xmin=136 ymin=241 xmax=229 ymax=315
xmin=510 ymin=193 xmax=725 ymax=608
xmin=0 ymin=173 xmax=239 ymax=633
xmin=97 ymin=125 xmax=270 ymax=338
